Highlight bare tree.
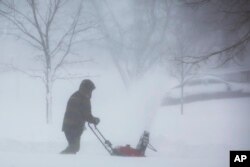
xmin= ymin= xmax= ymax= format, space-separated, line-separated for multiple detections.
xmin=0 ymin=0 xmax=96 ymax=123
xmin=159 ymin=0 xmax=250 ymax=113
xmin=166 ymin=26 xmax=200 ymax=114
xmin=168 ymin=50 xmax=199 ymax=114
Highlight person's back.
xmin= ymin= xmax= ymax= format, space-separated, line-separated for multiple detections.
xmin=62 ymin=91 xmax=87 ymax=131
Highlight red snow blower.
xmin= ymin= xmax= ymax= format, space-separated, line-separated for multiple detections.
xmin=88 ymin=123 xmax=157 ymax=157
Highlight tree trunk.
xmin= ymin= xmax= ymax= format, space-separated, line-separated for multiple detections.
xmin=45 ymin=69 xmax=53 ymax=124
xmin=181 ymin=83 xmax=184 ymax=115
xmin=180 ymin=60 xmax=184 ymax=115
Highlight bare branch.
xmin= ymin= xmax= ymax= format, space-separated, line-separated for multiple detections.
xmin=5 ymin=32 xmax=43 ymax=50
xmin=0 ymin=11 xmax=42 ymax=45
xmin=3 ymin=63 xmax=45 ymax=83
xmin=28 ymin=0 xmax=48 ymax=55
xmin=52 ymin=1 xmax=83 ymax=76
xmin=50 ymin=24 xmax=94 ymax=57
xmin=44 ymin=0 xmax=62 ymax=53
xmin=62 ymin=59 xmax=94 ymax=66
xmin=184 ymin=31 xmax=250 ymax=64
xmin=1 ymin=0 xmax=37 ymax=27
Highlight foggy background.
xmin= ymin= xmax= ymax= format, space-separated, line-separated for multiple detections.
xmin=0 ymin=0 xmax=249 ymax=167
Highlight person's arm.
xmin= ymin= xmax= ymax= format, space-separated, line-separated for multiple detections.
xmin=81 ymin=99 xmax=100 ymax=125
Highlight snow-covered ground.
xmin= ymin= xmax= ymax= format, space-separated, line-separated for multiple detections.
xmin=0 ymin=72 xmax=249 ymax=167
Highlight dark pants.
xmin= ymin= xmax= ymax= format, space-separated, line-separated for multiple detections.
xmin=61 ymin=128 xmax=83 ymax=154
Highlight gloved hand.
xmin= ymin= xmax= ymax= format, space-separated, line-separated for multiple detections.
xmin=93 ymin=117 xmax=100 ymax=125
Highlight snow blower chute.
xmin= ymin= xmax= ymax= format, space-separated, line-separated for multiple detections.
xmin=87 ymin=123 xmax=157 ymax=157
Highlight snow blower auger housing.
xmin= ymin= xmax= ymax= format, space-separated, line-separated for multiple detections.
xmin=87 ymin=123 xmax=157 ymax=157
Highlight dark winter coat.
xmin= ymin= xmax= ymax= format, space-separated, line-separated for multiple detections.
xmin=62 ymin=90 xmax=96 ymax=132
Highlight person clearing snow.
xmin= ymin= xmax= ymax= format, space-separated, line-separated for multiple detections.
xmin=61 ymin=79 xmax=100 ymax=154
xmin=60 ymin=79 xmax=156 ymax=156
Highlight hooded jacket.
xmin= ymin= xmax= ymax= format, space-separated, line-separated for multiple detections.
xmin=62 ymin=81 xmax=96 ymax=131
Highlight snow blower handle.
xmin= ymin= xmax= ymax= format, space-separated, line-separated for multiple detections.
xmin=93 ymin=125 xmax=112 ymax=147
xmin=88 ymin=123 xmax=113 ymax=155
